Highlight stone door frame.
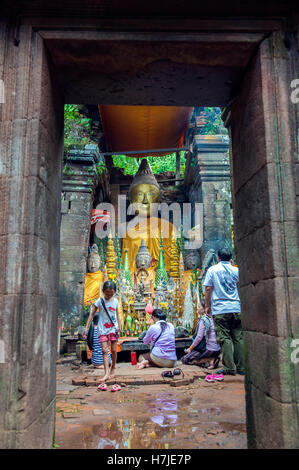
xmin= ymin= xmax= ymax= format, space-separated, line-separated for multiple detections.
xmin=1 ymin=21 xmax=298 ymax=448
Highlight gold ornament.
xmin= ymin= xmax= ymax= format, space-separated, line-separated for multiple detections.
xmin=106 ymin=232 xmax=116 ymax=278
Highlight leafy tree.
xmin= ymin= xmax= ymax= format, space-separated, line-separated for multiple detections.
xmin=64 ymin=104 xmax=94 ymax=157
xmin=112 ymin=152 xmax=187 ymax=176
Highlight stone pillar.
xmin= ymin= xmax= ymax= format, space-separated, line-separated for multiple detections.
xmin=59 ymin=146 xmax=101 ymax=329
xmin=0 ymin=24 xmax=64 ymax=447
xmin=185 ymin=135 xmax=231 ymax=261
xmin=229 ymin=31 xmax=299 ymax=448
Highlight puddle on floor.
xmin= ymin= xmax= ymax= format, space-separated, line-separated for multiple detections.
xmin=56 ymin=391 xmax=246 ymax=449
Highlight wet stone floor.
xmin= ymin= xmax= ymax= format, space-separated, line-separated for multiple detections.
xmin=55 ymin=362 xmax=247 ymax=449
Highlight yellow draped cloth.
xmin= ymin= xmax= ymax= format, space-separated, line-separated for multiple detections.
xmin=121 ymin=216 xmax=175 ymax=273
xmin=83 ymin=270 xmax=103 ymax=305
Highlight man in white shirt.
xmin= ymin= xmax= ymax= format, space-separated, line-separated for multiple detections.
xmin=203 ymin=247 xmax=244 ymax=376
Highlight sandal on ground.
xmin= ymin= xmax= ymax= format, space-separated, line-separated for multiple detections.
xmin=173 ymin=368 xmax=184 ymax=378
xmin=111 ymin=384 xmax=121 ymax=392
xmin=161 ymin=370 xmax=174 ymax=379
xmin=205 ymin=374 xmax=215 ymax=383
xmin=213 ymin=373 xmax=224 ymax=381
xmin=97 ymin=383 xmax=108 ymax=391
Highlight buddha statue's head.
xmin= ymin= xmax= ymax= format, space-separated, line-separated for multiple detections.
xmin=129 ymin=159 xmax=160 ymax=217
xmin=185 ymin=249 xmax=201 ymax=270
xmin=87 ymin=243 xmax=101 ymax=272
xmin=135 ymin=239 xmax=152 ymax=269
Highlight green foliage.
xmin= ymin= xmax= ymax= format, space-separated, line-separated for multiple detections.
xmin=63 ymin=163 xmax=75 ymax=178
xmin=196 ymin=107 xmax=228 ymax=135
xmin=95 ymin=161 xmax=107 ymax=177
xmin=64 ymin=104 xmax=94 ymax=157
xmin=112 ymin=152 xmax=187 ymax=176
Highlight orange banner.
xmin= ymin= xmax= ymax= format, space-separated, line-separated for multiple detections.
xmin=99 ymin=105 xmax=193 ymax=156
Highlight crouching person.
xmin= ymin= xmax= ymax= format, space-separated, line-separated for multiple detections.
xmin=181 ymin=311 xmax=221 ymax=370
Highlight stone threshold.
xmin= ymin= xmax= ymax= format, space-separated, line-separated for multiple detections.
xmin=72 ymin=370 xmax=203 ymax=387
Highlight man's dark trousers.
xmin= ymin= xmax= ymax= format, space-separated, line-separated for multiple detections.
xmin=213 ymin=313 xmax=244 ymax=374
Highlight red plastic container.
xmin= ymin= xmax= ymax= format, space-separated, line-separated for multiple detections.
xmin=131 ymin=351 xmax=137 ymax=365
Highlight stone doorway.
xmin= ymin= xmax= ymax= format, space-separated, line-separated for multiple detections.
xmin=1 ymin=10 xmax=298 ymax=448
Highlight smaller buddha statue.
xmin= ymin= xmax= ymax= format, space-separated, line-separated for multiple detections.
xmin=84 ymin=244 xmax=103 ymax=305
xmin=184 ymin=248 xmax=201 ymax=287
xmin=185 ymin=249 xmax=201 ymax=270
xmin=133 ymin=281 xmax=147 ymax=318
xmin=135 ymin=239 xmax=154 ymax=294
xmin=87 ymin=244 xmax=101 ymax=273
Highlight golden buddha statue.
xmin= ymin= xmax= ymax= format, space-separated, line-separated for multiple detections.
xmin=121 ymin=159 xmax=176 ymax=273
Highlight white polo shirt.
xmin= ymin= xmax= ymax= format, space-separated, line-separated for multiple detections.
xmin=203 ymin=261 xmax=241 ymax=315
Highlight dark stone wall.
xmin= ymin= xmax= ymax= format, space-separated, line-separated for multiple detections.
xmin=0 ymin=24 xmax=64 ymax=448
xmin=230 ymin=31 xmax=299 ymax=449
xmin=59 ymin=147 xmax=104 ymax=329
xmin=184 ymin=136 xmax=231 ymax=262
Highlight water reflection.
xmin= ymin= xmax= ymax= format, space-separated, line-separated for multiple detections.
xmin=96 ymin=394 xmax=182 ymax=449
xmin=150 ymin=396 xmax=178 ymax=428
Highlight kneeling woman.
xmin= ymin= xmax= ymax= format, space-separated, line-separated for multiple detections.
xmin=181 ymin=313 xmax=221 ymax=369
xmin=137 ymin=309 xmax=177 ymax=369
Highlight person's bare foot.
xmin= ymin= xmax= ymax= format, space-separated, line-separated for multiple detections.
xmin=93 ymin=365 xmax=104 ymax=369
xmin=137 ymin=360 xmax=149 ymax=370
xmin=109 ymin=367 xmax=116 ymax=378
xmin=136 ymin=362 xmax=145 ymax=370
xmin=102 ymin=373 xmax=110 ymax=382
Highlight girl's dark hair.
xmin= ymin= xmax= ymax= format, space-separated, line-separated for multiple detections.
xmin=152 ymin=308 xmax=168 ymax=333
xmin=103 ymin=280 xmax=116 ymax=291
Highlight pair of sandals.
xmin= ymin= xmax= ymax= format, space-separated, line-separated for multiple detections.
xmin=161 ymin=368 xmax=184 ymax=379
xmin=97 ymin=383 xmax=121 ymax=392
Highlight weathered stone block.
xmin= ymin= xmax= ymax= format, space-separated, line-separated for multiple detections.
xmin=240 ymin=277 xmax=288 ymax=338
xmin=244 ymin=331 xmax=297 ymax=404
xmin=60 ymin=246 xmax=87 ymax=274
xmin=288 ymin=277 xmax=299 ymax=339
xmin=245 ymin=381 xmax=299 ymax=449
xmin=236 ymin=221 xmax=284 ymax=286
xmin=60 ymin=214 xmax=91 ymax=247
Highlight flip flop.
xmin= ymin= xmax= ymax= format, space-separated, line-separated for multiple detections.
xmin=173 ymin=368 xmax=185 ymax=378
xmin=97 ymin=383 xmax=108 ymax=391
xmin=205 ymin=375 xmax=215 ymax=382
xmin=111 ymin=384 xmax=121 ymax=392
xmin=161 ymin=370 xmax=174 ymax=379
